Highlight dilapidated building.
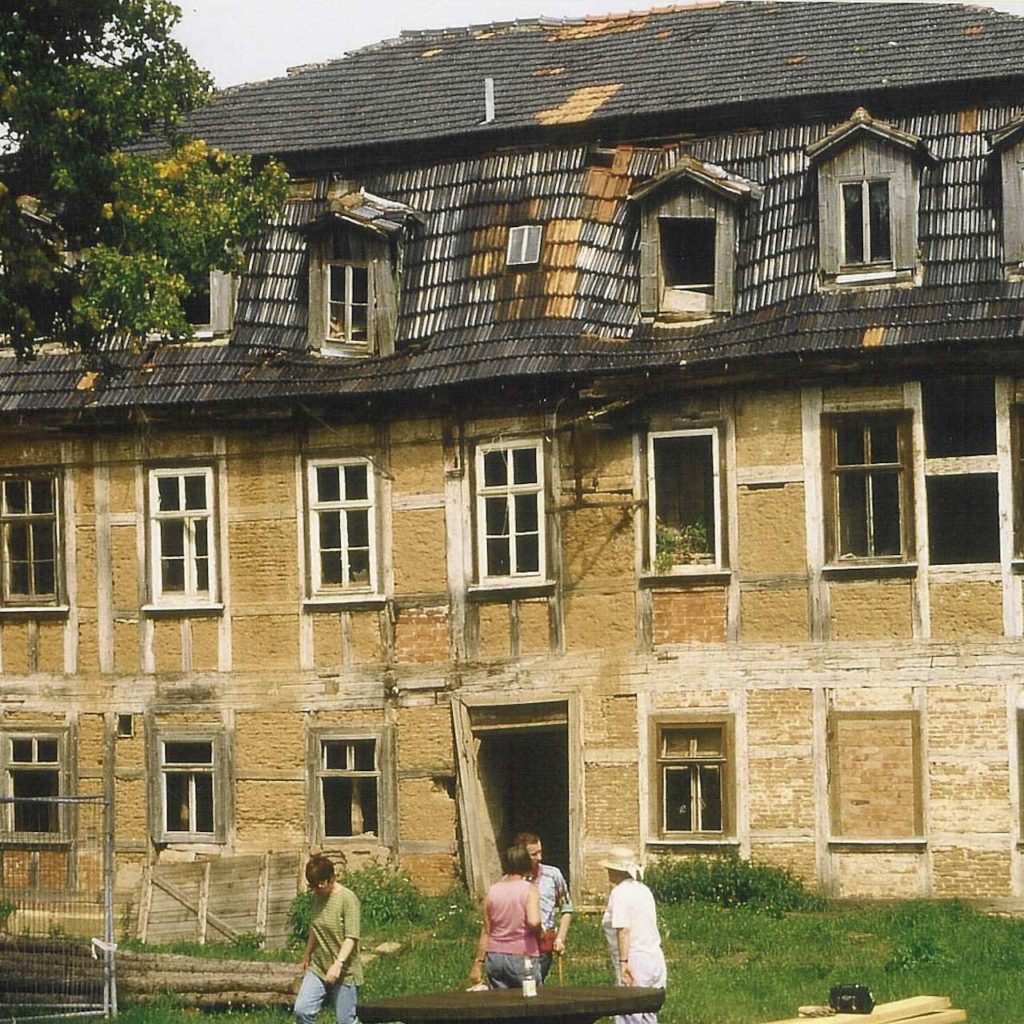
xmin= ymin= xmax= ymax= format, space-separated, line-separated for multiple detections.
xmin=7 ymin=2 xmax=1024 ymax=929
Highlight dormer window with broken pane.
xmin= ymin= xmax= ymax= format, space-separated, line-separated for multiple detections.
xmin=182 ymin=269 xmax=235 ymax=336
xmin=328 ymin=262 xmax=369 ymax=345
xmin=631 ymin=156 xmax=761 ymax=321
xmin=506 ymin=225 xmax=543 ymax=268
xmin=306 ymin=186 xmax=421 ymax=357
xmin=808 ymin=108 xmax=935 ymax=285
xmin=660 ymin=218 xmax=715 ymax=293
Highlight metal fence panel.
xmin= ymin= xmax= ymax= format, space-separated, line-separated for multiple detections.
xmin=0 ymin=796 xmax=116 ymax=1022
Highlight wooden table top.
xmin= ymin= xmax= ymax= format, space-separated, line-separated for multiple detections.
xmin=359 ymin=985 xmax=665 ymax=1024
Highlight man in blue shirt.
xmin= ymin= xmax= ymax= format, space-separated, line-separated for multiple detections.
xmin=515 ymin=831 xmax=573 ymax=982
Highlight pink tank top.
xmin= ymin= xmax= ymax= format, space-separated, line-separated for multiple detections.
xmin=485 ymin=877 xmax=540 ymax=956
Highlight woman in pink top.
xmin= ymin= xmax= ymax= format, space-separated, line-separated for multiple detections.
xmin=468 ymin=843 xmax=543 ymax=990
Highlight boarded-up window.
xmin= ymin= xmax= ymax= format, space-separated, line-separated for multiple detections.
xmin=828 ymin=712 xmax=921 ymax=839
xmin=823 ymin=413 xmax=911 ymax=562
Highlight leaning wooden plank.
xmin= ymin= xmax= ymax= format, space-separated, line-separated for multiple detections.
xmin=763 ymin=996 xmax=952 ymax=1024
xmin=899 ymin=1012 xmax=965 ymax=1024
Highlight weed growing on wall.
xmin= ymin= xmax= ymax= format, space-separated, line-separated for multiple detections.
xmin=645 ymin=854 xmax=826 ymax=917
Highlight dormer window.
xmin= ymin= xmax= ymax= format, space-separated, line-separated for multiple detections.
xmin=328 ymin=262 xmax=369 ymax=344
xmin=842 ymin=180 xmax=891 ymax=266
xmin=808 ymin=107 xmax=935 ymax=284
xmin=182 ymin=270 xmax=235 ymax=336
xmin=989 ymin=114 xmax=1024 ymax=271
xmin=660 ymin=218 xmax=715 ymax=292
xmin=507 ymin=225 xmax=542 ymax=267
xmin=305 ymin=186 xmax=421 ymax=357
xmin=631 ymin=156 xmax=761 ymax=321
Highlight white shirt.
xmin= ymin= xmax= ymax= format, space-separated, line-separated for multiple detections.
xmin=602 ymin=877 xmax=663 ymax=960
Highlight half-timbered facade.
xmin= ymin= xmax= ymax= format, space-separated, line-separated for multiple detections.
xmin=7 ymin=3 xmax=1024 ymax=922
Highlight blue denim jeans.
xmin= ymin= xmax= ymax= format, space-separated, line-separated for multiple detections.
xmin=484 ymin=952 xmax=542 ymax=990
xmin=294 ymin=970 xmax=358 ymax=1024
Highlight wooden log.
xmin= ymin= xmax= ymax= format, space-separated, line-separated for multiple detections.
xmin=764 ymin=996 xmax=953 ymax=1024
xmin=117 ymin=969 xmax=298 ymax=995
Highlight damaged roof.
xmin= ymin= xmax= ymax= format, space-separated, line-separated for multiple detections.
xmin=178 ymin=2 xmax=1024 ymax=158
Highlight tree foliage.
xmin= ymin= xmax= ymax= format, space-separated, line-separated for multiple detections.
xmin=0 ymin=0 xmax=288 ymax=355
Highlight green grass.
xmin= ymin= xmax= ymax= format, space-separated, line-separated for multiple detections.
xmin=116 ymin=898 xmax=1024 ymax=1024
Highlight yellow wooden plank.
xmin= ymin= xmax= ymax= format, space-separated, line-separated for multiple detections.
xmin=763 ymin=996 xmax=953 ymax=1024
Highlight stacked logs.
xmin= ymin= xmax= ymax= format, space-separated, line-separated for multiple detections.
xmin=118 ymin=950 xmax=301 ymax=1008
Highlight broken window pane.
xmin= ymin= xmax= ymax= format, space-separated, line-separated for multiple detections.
xmin=660 ymin=217 xmax=716 ymax=290
xmin=657 ymin=724 xmax=725 ymax=835
xmin=162 ymin=740 xmax=216 ymax=835
xmin=831 ymin=416 xmax=905 ymax=560
xmin=7 ymin=734 xmax=62 ymax=833
xmin=651 ymin=432 xmax=717 ymax=570
xmin=923 ymin=377 xmax=995 ymax=457
xmin=927 ymin=474 xmax=1000 ymax=564
xmin=319 ymin=737 xmax=379 ymax=838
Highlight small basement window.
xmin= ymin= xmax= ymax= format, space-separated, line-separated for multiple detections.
xmin=507 ymin=225 xmax=543 ymax=267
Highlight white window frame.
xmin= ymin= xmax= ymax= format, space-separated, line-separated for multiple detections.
xmin=0 ymin=471 xmax=61 ymax=606
xmin=148 ymin=467 xmax=218 ymax=607
xmin=475 ymin=440 xmax=546 ymax=584
xmin=1 ymin=729 xmax=69 ymax=840
xmin=506 ymin=225 xmax=543 ymax=267
xmin=306 ymin=457 xmax=378 ymax=596
xmin=647 ymin=428 xmax=723 ymax=574
xmin=312 ymin=734 xmax=381 ymax=841
xmin=156 ymin=732 xmax=222 ymax=843
xmin=324 ymin=261 xmax=370 ymax=349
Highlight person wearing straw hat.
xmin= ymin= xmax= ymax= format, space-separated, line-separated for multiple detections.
xmin=599 ymin=846 xmax=666 ymax=1024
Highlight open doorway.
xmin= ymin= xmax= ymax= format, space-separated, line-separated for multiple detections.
xmin=453 ymin=699 xmax=573 ymax=895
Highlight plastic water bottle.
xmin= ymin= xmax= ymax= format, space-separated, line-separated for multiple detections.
xmin=522 ymin=956 xmax=537 ymax=998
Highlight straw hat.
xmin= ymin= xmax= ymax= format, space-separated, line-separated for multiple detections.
xmin=599 ymin=845 xmax=642 ymax=879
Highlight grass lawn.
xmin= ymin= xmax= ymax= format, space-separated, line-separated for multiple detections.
xmin=117 ymin=898 xmax=1024 ymax=1024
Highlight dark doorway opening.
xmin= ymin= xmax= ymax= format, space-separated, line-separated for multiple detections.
xmin=476 ymin=724 xmax=570 ymax=884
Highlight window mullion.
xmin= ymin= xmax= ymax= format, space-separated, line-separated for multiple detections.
xmin=861 ymin=180 xmax=871 ymax=262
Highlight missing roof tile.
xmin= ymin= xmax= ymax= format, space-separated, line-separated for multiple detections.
xmin=535 ymin=83 xmax=622 ymax=126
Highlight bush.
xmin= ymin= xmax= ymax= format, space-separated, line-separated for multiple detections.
xmin=288 ymin=859 xmax=429 ymax=948
xmin=645 ymin=854 xmax=826 ymax=917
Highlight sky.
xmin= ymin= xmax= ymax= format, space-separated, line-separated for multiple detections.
xmin=174 ymin=0 xmax=1024 ymax=90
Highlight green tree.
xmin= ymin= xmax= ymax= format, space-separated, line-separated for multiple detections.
xmin=0 ymin=0 xmax=288 ymax=355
